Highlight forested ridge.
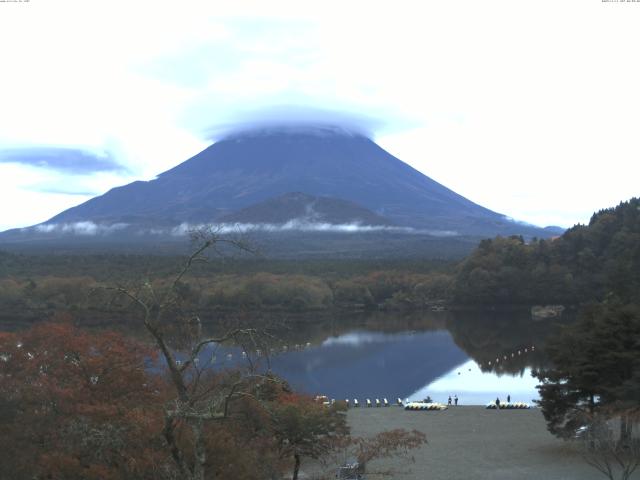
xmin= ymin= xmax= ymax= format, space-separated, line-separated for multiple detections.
xmin=452 ymin=198 xmax=640 ymax=306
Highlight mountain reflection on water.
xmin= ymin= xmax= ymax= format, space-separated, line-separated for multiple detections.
xmin=198 ymin=309 xmax=559 ymax=405
xmin=268 ymin=330 xmax=468 ymax=401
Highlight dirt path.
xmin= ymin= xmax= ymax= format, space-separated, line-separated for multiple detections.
xmin=347 ymin=406 xmax=636 ymax=480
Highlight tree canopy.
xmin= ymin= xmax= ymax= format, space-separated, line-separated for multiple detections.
xmin=0 ymin=321 xmax=165 ymax=479
xmin=452 ymin=198 xmax=640 ymax=306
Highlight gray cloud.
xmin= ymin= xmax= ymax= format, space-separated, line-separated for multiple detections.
xmin=0 ymin=147 xmax=127 ymax=174
xmin=206 ymin=105 xmax=386 ymax=140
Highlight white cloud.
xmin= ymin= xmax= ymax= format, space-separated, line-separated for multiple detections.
xmin=322 ymin=331 xmax=414 ymax=347
xmin=168 ymin=221 xmax=403 ymax=236
xmin=33 ymin=222 xmax=129 ymax=236
xmin=165 ymin=221 xmax=456 ymax=236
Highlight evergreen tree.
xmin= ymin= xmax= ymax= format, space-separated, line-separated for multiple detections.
xmin=534 ymin=302 xmax=640 ymax=439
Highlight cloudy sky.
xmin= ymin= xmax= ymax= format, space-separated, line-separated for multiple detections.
xmin=1 ymin=0 xmax=639 ymax=232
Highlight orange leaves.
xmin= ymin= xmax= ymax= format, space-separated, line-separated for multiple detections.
xmin=279 ymin=391 xmax=313 ymax=405
xmin=1 ymin=322 xmax=157 ymax=415
xmin=0 ymin=322 xmax=167 ymax=479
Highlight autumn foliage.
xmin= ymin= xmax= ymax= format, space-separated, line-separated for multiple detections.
xmin=0 ymin=322 xmax=166 ymax=479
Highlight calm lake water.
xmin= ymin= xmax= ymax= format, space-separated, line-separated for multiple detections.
xmin=196 ymin=309 xmax=558 ymax=405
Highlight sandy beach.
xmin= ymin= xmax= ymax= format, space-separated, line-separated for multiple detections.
xmin=345 ymin=406 xmax=636 ymax=480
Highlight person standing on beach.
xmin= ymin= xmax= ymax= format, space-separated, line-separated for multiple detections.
xmin=454 ymin=395 xmax=458 ymax=406
xmin=507 ymin=394 xmax=511 ymax=403
xmin=495 ymin=397 xmax=501 ymax=409
xmin=448 ymin=395 xmax=452 ymax=406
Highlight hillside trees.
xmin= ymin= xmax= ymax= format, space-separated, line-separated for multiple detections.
xmin=452 ymin=198 xmax=640 ymax=306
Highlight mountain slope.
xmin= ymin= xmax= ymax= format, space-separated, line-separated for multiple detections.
xmin=219 ymin=192 xmax=395 ymax=226
xmin=0 ymin=125 xmax=565 ymax=260
xmin=40 ymin=126 xmax=540 ymax=236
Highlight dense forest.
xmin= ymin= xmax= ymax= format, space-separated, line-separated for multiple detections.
xmin=0 ymin=254 xmax=455 ymax=324
xmin=452 ymin=198 xmax=640 ymax=306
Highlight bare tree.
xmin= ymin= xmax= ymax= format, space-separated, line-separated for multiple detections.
xmin=318 ymin=428 xmax=427 ymax=479
xmin=107 ymin=228 xmax=274 ymax=480
xmin=579 ymin=410 xmax=640 ymax=480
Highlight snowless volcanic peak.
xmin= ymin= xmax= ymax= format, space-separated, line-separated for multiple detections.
xmin=7 ymin=124 xmax=557 ymax=240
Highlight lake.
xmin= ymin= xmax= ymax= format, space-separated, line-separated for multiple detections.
xmin=194 ymin=309 xmax=559 ymax=405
